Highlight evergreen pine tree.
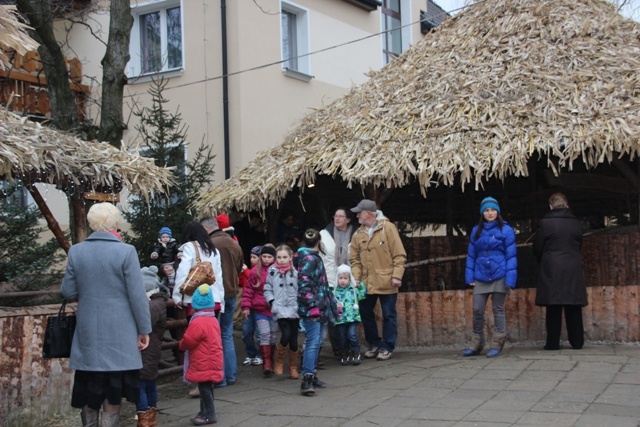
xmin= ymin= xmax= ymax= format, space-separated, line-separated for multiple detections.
xmin=0 ymin=183 xmax=65 ymax=305
xmin=123 ymin=78 xmax=215 ymax=264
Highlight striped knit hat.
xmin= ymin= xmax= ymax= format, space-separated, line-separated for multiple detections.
xmin=479 ymin=197 xmax=500 ymax=214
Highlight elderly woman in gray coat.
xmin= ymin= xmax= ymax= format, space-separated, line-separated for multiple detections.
xmin=61 ymin=202 xmax=151 ymax=427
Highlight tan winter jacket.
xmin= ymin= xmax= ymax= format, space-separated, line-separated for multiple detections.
xmin=349 ymin=215 xmax=406 ymax=295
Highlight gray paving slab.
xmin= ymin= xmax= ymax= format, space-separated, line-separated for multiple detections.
xmin=141 ymin=340 xmax=640 ymax=427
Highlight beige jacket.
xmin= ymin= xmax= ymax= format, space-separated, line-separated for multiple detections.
xmin=349 ymin=214 xmax=406 ymax=295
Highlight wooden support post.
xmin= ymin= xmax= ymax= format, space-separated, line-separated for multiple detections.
xmin=71 ymin=196 xmax=87 ymax=243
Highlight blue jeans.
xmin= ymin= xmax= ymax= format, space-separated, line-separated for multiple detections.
xmin=218 ymin=297 xmax=237 ymax=384
xmin=336 ymin=322 xmax=361 ymax=353
xmin=242 ymin=311 xmax=258 ymax=358
xmin=359 ymin=293 xmax=397 ymax=352
xmin=301 ymin=320 xmax=323 ymax=375
xmin=136 ymin=379 xmax=157 ymax=412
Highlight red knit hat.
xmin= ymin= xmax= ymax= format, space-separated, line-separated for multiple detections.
xmin=216 ymin=213 xmax=230 ymax=229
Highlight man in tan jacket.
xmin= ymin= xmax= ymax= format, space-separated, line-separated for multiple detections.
xmin=349 ymin=199 xmax=406 ymax=361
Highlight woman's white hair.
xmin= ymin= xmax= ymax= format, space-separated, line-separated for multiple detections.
xmin=87 ymin=203 xmax=120 ymax=232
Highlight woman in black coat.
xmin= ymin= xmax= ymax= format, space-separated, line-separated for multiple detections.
xmin=533 ymin=193 xmax=587 ymax=350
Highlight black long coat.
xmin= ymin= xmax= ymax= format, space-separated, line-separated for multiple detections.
xmin=140 ymin=293 xmax=167 ymax=380
xmin=533 ymin=208 xmax=588 ymax=307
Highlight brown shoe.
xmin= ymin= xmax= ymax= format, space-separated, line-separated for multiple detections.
xmin=148 ymin=407 xmax=158 ymax=427
xmin=136 ymin=411 xmax=150 ymax=427
xmin=188 ymin=386 xmax=200 ymax=398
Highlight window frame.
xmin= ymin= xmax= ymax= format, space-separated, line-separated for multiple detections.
xmin=280 ymin=1 xmax=311 ymax=78
xmin=128 ymin=0 xmax=184 ymax=78
xmin=381 ymin=0 xmax=411 ymax=65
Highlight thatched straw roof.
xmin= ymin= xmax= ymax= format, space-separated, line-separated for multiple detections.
xmin=196 ymin=0 xmax=640 ymax=214
xmin=0 ymin=113 xmax=173 ymax=200
xmin=0 ymin=7 xmax=172 ymax=200
xmin=0 ymin=6 xmax=38 ymax=68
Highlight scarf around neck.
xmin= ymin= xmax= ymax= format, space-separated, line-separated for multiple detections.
xmin=276 ymin=262 xmax=292 ymax=275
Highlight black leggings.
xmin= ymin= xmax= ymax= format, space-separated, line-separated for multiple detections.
xmin=278 ymin=318 xmax=300 ymax=351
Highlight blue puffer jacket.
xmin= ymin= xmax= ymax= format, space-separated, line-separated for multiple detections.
xmin=465 ymin=220 xmax=517 ymax=288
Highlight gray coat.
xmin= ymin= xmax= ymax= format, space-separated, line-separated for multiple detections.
xmin=61 ymin=232 xmax=152 ymax=371
xmin=263 ymin=265 xmax=298 ymax=320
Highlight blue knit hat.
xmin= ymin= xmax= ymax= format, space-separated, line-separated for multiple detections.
xmin=251 ymin=246 xmax=262 ymax=256
xmin=480 ymin=197 xmax=500 ymax=214
xmin=191 ymin=284 xmax=215 ymax=310
xmin=159 ymin=226 xmax=172 ymax=238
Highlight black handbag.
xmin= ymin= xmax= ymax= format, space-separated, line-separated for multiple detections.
xmin=42 ymin=302 xmax=77 ymax=358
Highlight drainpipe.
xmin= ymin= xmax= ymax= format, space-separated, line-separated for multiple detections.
xmin=221 ymin=0 xmax=230 ymax=179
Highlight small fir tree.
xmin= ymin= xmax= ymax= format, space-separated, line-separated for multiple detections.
xmin=123 ymin=78 xmax=215 ymax=264
xmin=0 ymin=183 xmax=65 ymax=306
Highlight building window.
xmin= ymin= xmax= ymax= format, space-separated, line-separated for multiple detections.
xmin=129 ymin=1 xmax=183 ymax=77
xmin=281 ymin=2 xmax=310 ymax=76
xmin=382 ymin=0 xmax=402 ymax=64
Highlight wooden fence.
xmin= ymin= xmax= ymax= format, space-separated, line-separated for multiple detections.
xmin=391 ymin=285 xmax=640 ymax=346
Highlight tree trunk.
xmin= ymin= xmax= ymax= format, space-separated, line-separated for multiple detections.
xmin=16 ymin=0 xmax=79 ymax=131
xmin=97 ymin=0 xmax=133 ymax=148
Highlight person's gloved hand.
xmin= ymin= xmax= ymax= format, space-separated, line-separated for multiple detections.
xmin=309 ymin=308 xmax=321 ymax=317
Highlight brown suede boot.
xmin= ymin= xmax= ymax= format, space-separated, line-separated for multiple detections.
xmin=487 ymin=331 xmax=507 ymax=358
xmin=148 ymin=407 xmax=158 ymax=427
xmin=288 ymin=348 xmax=300 ymax=379
xmin=274 ymin=343 xmax=287 ymax=376
xmin=136 ymin=411 xmax=150 ymax=427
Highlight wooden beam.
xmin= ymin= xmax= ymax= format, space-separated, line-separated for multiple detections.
xmin=25 ymin=183 xmax=71 ymax=253
xmin=0 ymin=69 xmax=90 ymax=93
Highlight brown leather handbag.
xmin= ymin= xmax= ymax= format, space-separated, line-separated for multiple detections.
xmin=179 ymin=242 xmax=215 ymax=296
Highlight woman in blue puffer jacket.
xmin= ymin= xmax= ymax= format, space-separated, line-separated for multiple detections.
xmin=463 ymin=197 xmax=517 ymax=358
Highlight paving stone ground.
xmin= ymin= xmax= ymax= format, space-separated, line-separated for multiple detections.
xmin=153 ymin=338 xmax=640 ymax=427
xmin=47 ymin=334 xmax=640 ymax=427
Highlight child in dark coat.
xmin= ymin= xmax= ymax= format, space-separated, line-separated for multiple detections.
xmin=179 ymin=284 xmax=224 ymax=426
xmin=151 ymin=226 xmax=181 ymax=268
xmin=137 ymin=266 xmax=167 ymax=427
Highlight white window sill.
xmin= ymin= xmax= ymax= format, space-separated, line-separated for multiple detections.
xmin=283 ymin=68 xmax=314 ymax=82
xmin=127 ymin=68 xmax=184 ymax=84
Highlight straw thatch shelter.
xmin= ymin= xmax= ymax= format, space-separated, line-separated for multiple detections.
xmin=0 ymin=5 xmax=173 ymax=250
xmin=0 ymin=6 xmax=38 ymax=68
xmin=196 ymin=0 xmax=640 ymax=232
xmin=0 ymin=112 xmax=174 ymax=250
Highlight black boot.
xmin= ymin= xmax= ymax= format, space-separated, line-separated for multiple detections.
xmin=300 ymin=373 xmax=315 ymax=396
xmin=351 ymin=350 xmax=362 ymax=366
xmin=312 ymin=370 xmax=326 ymax=388
xmin=340 ymin=350 xmax=350 ymax=366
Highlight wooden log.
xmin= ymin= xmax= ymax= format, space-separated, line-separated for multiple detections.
xmin=416 ymin=292 xmax=432 ymax=346
xmin=589 ymin=286 xmax=603 ymax=340
xmin=165 ymin=319 xmax=188 ymax=330
xmin=441 ymin=291 xmax=455 ymax=343
xmin=627 ymin=285 xmax=640 ymax=341
xmin=602 ymin=286 xmax=616 ymax=341
xmin=396 ymin=293 xmax=409 ymax=346
xmin=431 ymin=291 xmax=444 ymax=345
xmin=614 ymin=285 xmax=628 ymax=341
xmin=584 ymin=287 xmax=594 ymax=340
xmin=452 ymin=289 xmax=466 ymax=343
xmin=403 ymin=293 xmax=418 ymax=346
